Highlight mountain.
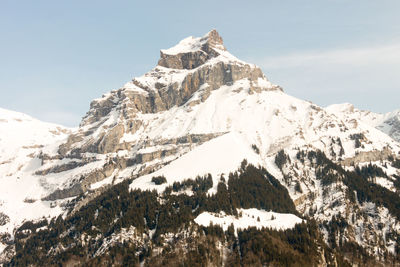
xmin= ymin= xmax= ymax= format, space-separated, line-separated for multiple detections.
xmin=1 ymin=30 xmax=400 ymax=266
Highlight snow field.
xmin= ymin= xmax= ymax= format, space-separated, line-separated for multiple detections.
xmin=194 ymin=208 xmax=303 ymax=234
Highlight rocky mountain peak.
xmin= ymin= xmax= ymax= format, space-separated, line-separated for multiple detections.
xmin=157 ymin=29 xmax=227 ymax=69
xmin=58 ymin=30 xmax=279 ymax=156
xmin=206 ymin=29 xmax=225 ymax=49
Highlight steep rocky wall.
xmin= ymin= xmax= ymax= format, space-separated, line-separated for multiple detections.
xmin=60 ymin=61 xmax=268 ymax=155
xmin=341 ymin=147 xmax=392 ymax=166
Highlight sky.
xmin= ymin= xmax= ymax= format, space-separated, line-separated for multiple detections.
xmin=1 ymin=0 xmax=399 ymax=127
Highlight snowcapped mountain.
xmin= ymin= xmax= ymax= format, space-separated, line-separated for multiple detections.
xmin=1 ymin=30 xmax=400 ymax=265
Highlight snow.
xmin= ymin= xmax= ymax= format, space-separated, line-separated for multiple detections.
xmin=375 ymin=177 xmax=395 ymax=192
xmin=0 ymin=242 xmax=6 ymax=255
xmin=133 ymin=66 xmax=190 ymax=93
xmin=207 ymin=49 xmax=252 ymax=67
xmin=325 ymin=103 xmax=355 ymax=114
xmin=125 ymin=75 xmax=400 ymax=199
xmin=136 ymin=79 xmax=304 ymax=142
xmin=0 ymin=108 xmax=76 ymax=244
xmin=326 ymin=103 xmax=400 ymax=143
xmin=0 ymin=108 xmax=70 ymax=164
xmin=194 ymin=208 xmax=302 ymax=233
xmin=161 ymin=36 xmax=208 ymax=55
xmin=130 ymin=131 xmax=261 ymax=194
xmin=160 ymin=30 xmax=226 ymax=55
xmin=257 ymin=77 xmax=273 ymax=88
xmin=122 ymin=81 xmax=149 ymax=95
xmin=159 ymin=31 xmax=253 ymax=69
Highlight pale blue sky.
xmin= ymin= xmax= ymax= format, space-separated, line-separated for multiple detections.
xmin=1 ymin=1 xmax=399 ymax=126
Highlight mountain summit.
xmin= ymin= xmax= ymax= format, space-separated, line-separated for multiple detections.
xmin=158 ymin=29 xmax=226 ymax=69
xmin=59 ymin=30 xmax=279 ymax=156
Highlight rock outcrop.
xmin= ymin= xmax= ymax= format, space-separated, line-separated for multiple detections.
xmin=42 ymin=183 xmax=84 ymax=201
xmin=341 ymin=147 xmax=392 ymax=166
xmin=157 ymin=29 xmax=225 ymax=69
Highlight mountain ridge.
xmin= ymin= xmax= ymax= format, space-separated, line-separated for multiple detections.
xmin=326 ymin=103 xmax=400 ymax=143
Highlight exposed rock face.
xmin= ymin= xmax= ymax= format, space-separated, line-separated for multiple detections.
xmin=34 ymin=160 xmax=89 ymax=176
xmin=42 ymin=183 xmax=84 ymax=201
xmin=342 ymin=148 xmax=393 ymax=166
xmin=158 ymin=29 xmax=225 ymax=69
xmin=59 ymin=30 xmax=279 ymax=156
xmin=341 ymin=147 xmax=392 ymax=166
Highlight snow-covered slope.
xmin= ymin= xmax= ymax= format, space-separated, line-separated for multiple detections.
xmin=0 ymin=108 xmax=71 ymax=251
xmin=0 ymin=108 xmax=69 ymax=165
xmin=377 ymin=110 xmax=400 ymax=142
xmin=125 ymin=82 xmax=399 ymax=193
xmin=326 ymin=103 xmax=400 ymax=143
xmin=194 ymin=208 xmax=303 ymax=233
xmin=129 ymin=131 xmax=261 ymax=194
